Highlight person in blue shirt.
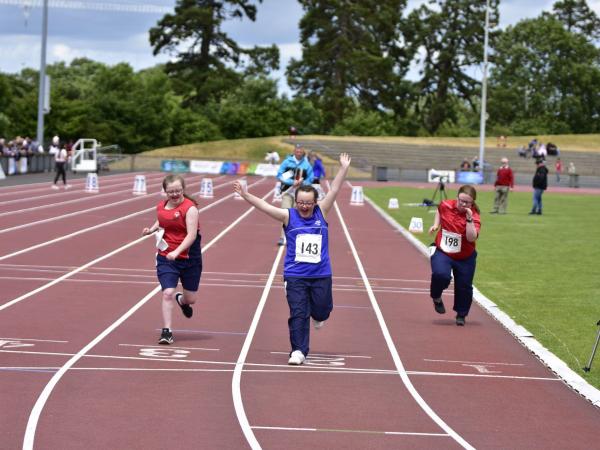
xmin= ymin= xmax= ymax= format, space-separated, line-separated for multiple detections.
xmin=234 ymin=153 xmax=351 ymax=365
xmin=275 ymin=144 xmax=314 ymax=246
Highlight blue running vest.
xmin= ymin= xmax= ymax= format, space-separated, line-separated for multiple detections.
xmin=283 ymin=206 xmax=331 ymax=277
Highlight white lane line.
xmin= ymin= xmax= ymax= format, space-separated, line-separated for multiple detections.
xmin=334 ymin=189 xmax=475 ymax=450
xmin=270 ymin=351 xmax=372 ymax=359
xmin=0 ymin=236 xmax=151 ymax=312
xmin=0 ymin=172 xmax=144 ymax=199
xmin=0 ymin=178 xmax=264 ymax=308
xmin=21 ymin=195 xmax=264 ymax=450
xmin=118 ymin=343 xmax=220 ymax=352
xmin=0 ymin=175 xmax=165 ymax=216
xmin=250 ymin=425 xmax=449 ymax=437
xmin=0 ymin=350 xmax=561 ymax=381
xmin=0 ymin=177 xmax=243 ymax=262
xmin=0 ymin=175 xmax=201 ymax=234
xmin=424 ymin=359 xmax=525 ymax=367
xmin=0 ymin=337 xmax=67 ymax=343
xmin=0 ymin=173 xmax=164 ymax=207
xmin=231 ymin=237 xmax=285 ymax=450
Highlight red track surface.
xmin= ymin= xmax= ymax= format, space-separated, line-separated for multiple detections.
xmin=1 ymin=172 xmax=598 ymax=449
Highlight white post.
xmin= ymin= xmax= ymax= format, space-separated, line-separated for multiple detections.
xmin=478 ymin=0 xmax=490 ymax=179
xmin=36 ymin=0 xmax=49 ymax=147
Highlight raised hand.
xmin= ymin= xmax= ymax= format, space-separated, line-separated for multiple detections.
xmin=339 ymin=152 xmax=351 ymax=168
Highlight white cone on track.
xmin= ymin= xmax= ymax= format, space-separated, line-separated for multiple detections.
xmin=350 ymin=186 xmax=364 ymax=205
xmin=132 ymin=175 xmax=147 ymax=195
xmin=85 ymin=173 xmax=99 ymax=193
xmin=200 ymin=178 xmax=214 ymax=198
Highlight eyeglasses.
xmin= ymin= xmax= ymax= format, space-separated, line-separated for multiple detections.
xmin=296 ymin=201 xmax=315 ymax=207
xmin=166 ymin=189 xmax=183 ymax=195
xmin=457 ymin=197 xmax=473 ymax=206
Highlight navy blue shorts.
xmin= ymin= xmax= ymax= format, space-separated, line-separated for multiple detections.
xmin=156 ymin=254 xmax=202 ymax=291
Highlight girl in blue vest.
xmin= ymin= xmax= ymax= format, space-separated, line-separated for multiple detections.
xmin=234 ymin=153 xmax=351 ymax=365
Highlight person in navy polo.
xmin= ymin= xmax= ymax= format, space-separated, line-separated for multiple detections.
xmin=234 ymin=153 xmax=351 ymax=365
xmin=428 ymin=185 xmax=481 ymax=326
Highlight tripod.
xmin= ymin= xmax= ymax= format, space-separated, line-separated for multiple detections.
xmin=431 ymin=178 xmax=448 ymax=205
xmin=583 ymin=320 xmax=600 ymax=372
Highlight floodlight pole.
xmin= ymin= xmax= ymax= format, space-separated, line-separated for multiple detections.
xmin=36 ymin=0 xmax=48 ymax=147
xmin=478 ymin=0 xmax=490 ymax=177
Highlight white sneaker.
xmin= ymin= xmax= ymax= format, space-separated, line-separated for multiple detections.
xmin=51 ymin=185 xmax=59 ymax=190
xmin=312 ymin=318 xmax=325 ymax=330
xmin=288 ymin=350 xmax=305 ymax=365
xmin=64 ymin=184 xmax=72 ymax=189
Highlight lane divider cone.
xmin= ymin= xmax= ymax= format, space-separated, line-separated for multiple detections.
xmin=350 ymin=186 xmax=364 ymax=205
xmin=200 ymin=178 xmax=214 ymax=198
xmin=85 ymin=173 xmax=99 ymax=193
xmin=132 ymin=174 xmax=147 ymax=195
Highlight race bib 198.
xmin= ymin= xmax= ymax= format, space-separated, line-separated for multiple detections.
xmin=295 ymin=234 xmax=322 ymax=263
xmin=440 ymin=229 xmax=462 ymax=254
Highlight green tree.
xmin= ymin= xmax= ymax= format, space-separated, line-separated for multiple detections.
xmin=407 ymin=0 xmax=500 ymax=134
xmin=149 ymin=0 xmax=279 ymax=105
xmin=287 ymin=0 xmax=409 ymax=131
xmin=488 ymin=16 xmax=600 ymax=134
xmin=549 ymin=0 xmax=600 ymax=40
xmin=215 ymin=77 xmax=290 ymax=138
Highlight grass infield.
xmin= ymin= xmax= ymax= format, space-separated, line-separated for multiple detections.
xmin=364 ymin=185 xmax=600 ymax=390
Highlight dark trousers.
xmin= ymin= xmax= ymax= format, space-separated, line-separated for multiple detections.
xmin=430 ymin=250 xmax=477 ymax=316
xmin=54 ymin=162 xmax=66 ymax=184
xmin=284 ymin=277 xmax=333 ymax=356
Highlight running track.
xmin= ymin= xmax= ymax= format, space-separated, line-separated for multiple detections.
xmin=0 ymin=172 xmax=598 ymax=449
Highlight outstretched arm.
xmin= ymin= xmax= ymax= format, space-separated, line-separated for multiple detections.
xmin=233 ymin=181 xmax=289 ymax=225
xmin=318 ymin=153 xmax=351 ymax=217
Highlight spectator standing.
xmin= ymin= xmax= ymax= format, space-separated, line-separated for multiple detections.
xmin=529 ymin=161 xmax=548 ymax=215
xmin=428 ymin=185 xmax=481 ymax=326
xmin=568 ymin=162 xmax=578 ymax=188
xmin=142 ymin=174 xmax=202 ymax=345
xmin=275 ymin=144 xmax=314 ymax=246
xmin=490 ymin=158 xmax=514 ymax=214
xmin=51 ymin=145 xmax=71 ymax=189
xmin=233 ymin=153 xmax=351 ymax=364
xmin=555 ymin=158 xmax=562 ymax=183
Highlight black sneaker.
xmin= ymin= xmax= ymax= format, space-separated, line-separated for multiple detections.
xmin=432 ymin=298 xmax=445 ymax=314
xmin=456 ymin=315 xmax=466 ymax=326
xmin=158 ymin=328 xmax=173 ymax=344
xmin=175 ymin=292 xmax=193 ymax=318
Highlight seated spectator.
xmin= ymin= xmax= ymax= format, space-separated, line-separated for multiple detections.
xmin=517 ymin=145 xmax=530 ymax=158
xmin=497 ymin=135 xmax=507 ymax=147
xmin=460 ymin=158 xmax=471 ymax=171
xmin=546 ymin=142 xmax=559 ymax=156
xmin=471 ymin=156 xmax=480 ymax=171
xmin=537 ymin=143 xmax=547 ymax=160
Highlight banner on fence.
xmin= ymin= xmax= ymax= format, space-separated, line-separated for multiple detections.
xmin=190 ymin=160 xmax=223 ymax=174
xmin=161 ymin=159 xmax=190 ymax=173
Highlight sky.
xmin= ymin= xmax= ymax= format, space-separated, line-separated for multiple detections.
xmin=0 ymin=0 xmax=599 ymax=95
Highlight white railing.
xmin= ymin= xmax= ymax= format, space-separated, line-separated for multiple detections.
xmin=70 ymin=138 xmax=98 ymax=173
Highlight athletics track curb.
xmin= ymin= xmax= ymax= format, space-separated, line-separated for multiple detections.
xmin=363 ymin=194 xmax=600 ymax=409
